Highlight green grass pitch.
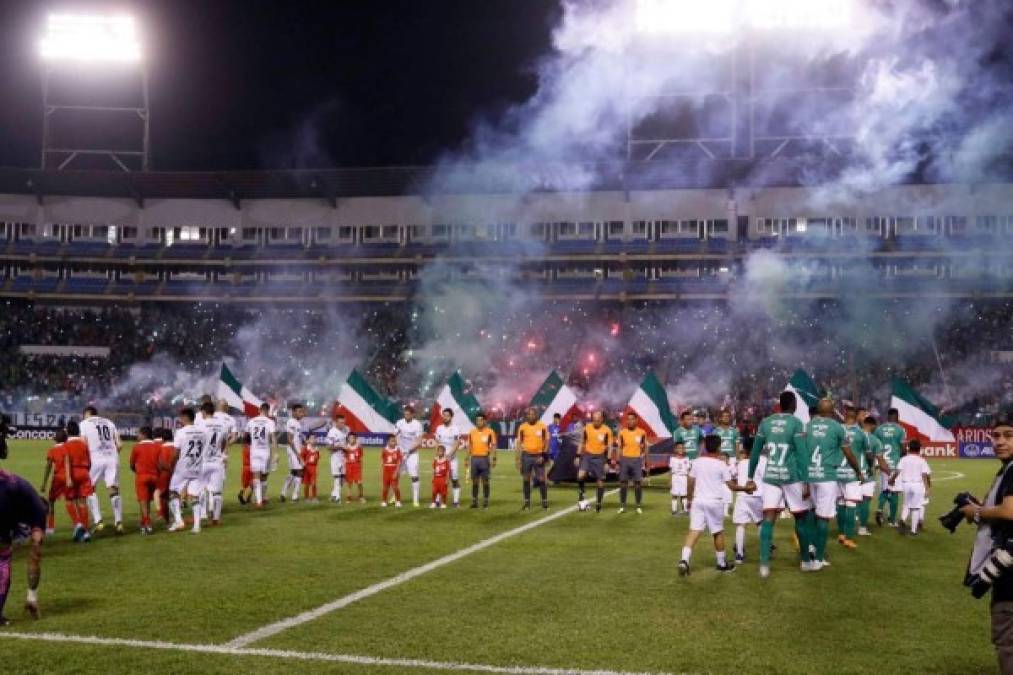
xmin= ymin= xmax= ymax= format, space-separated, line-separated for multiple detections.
xmin=0 ymin=439 xmax=997 ymax=674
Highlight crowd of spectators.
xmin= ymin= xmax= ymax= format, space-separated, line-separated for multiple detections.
xmin=0 ymin=298 xmax=1009 ymax=427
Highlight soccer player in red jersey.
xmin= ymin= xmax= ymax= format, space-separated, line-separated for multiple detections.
xmin=380 ymin=436 xmax=403 ymax=507
xmin=62 ymin=421 xmax=93 ymax=542
xmin=39 ymin=430 xmax=70 ymax=534
xmin=431 ymin=445 xmax=451 ymax=509
xmin=301 ymin=442 xmax=320 ymax=502
xmin=154 ymin=428 xmax=177 ymax=525
xmin=237 ymin=434 xmax=254 ymax=505
xmin=130 ymin=427 xmax=162 ymax=534
xmin=344 ymin=432 xmax=364 ymax=503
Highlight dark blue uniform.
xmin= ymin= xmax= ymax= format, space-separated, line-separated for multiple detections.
xmin=0 ymin=471 xmax=47 ymax=545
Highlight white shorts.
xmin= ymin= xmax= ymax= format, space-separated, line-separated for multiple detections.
xmin=89 ymin=455 xmax=119 ymax=488
xmin=403 ymin=452 xmax=420 ymax=479
xmin=287 ymin=447 xmax=304 ymax=471
xmin=838 ymin=481 xmax=862 ymax=504
xmin=810 ymin=482 xmax=838 ymax=519
xmin=330 ymin=452 xmax=345 ymax=477
xmin=689 ymin=499 xmax=726 ymax=534
xmin=250 ymin=451 xmax=270 ymax=474
xmin=760 ymin=481 xmax=810 ymax=513
xmin=902 ymin=482 xmax=926 ymax=510
xmin=670 ymin=476 xmax=688 ymax=497
xmin=861 ymin=481 xmax=876 ymax=499
xmin=169 ymin=472 xmax=204 ymax=498
xmin=202 ymin=464 xmax=226 ymax=493
xmin=722 ymin=484 xmax=733 ymax=505
xmin=733 ymin=494 xmax=763 ymax=525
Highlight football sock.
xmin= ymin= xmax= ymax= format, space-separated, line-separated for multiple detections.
xmin=878 ymin=490 xmax=888 ymax=510
xmin=213 ymin=493 xmax=223 ymax=520
xmin=46 ymin=507 xmax=55 ymax=531
xmin=901 ymin=504 xmax=910 ymax=524
xmin=888 ymin=492 xmax=899 ymax=522
xmin=411 ymin=480 xmax=420 ymax=504
xmin=759 ymin=520 xmax=775 ymax=564
xmin=596 ymin=486 xmax=605 ymax=506
xmin=111 ymin=495 xmax=123 ymax=524
xmin=522 ymin=481 xmax=531 ymax=502
xmin=65 ymin=501 xmax=80 ymax=526
xmin=539 ymin=481 xmax=547 ymax=503
xmin=578 ymin=480 xmax=585 ymax=502
xmin=472 ymin=482 xmax=479 ymax=501
xmin=252 ymin=479 xmax=263 ymax=505
xmin=858 ymin=500 xmax=870 ymax=527
xmin=291 ymin=477 xmax=302 ymax=500
xmin=619 ymin=485 xmax=628 ymax=506
xmin=191 ymin=502 xmax=202 ymax=529
xmin=87 ymin=494 xmax=102 ymax=523
xmin=394 ymin=486 xmax=402 ymax=501
xmin=716 ymin=550 xmax=727 ymax=566
xmin=452 ymin=486 xmax=460 ymax=504
xmin=281 ymin=476 xmax=293 ymax=497
xmin=482 ymin=481 xmax=490 ymax=501
xmin=796 ymin=512 xmax=814 ymax=562
xmin=0 ymin=547 xmax=11 ymax=618
xmin=635 ymin=485 xmax=643 ymax=506
xmin=735 ymin=525 xmax=746 ymax=556
xmin=844 ymin=505 xmax=857 ymax=538
xmin=672 ymin=498 xmax=679 ymax=513
xmin=835 ymin=504 xmax=845 ymax=534
xmin=911 ymin=509 xmax=922 ymax=532
xmin=680 ymin=546 xmax=692 ymax=563
xmin=814 ymin=519 xmax=829 ymax=560
xmin=170 ymin=497 xmax=182 ymax=524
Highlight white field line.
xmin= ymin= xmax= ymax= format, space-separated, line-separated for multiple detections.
xmin=932 ymin=471 xmax=965 ymax=482
xmin=0 ymin=631 xmax=675 ymax=675
xmin=225 ymin=489 xmax=620 ymax=648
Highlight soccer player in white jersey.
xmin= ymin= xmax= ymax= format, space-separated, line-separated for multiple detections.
xmin=890 ymin=439 xmax=932 ymax=535
xmin=732 ymin=443 xmax=764 ymax=563
xmin=669 ymin=441 xmax=690 ymax=515
xmin=325 ymin=414 xmax=349 ymax=503
xmin=678 ymin=435 xmax=746 ymax=576
xmin=196 ymin=401 xmax=230 ymax=525
xmin=80 ymin=406 xmax=124 ymax=535
xmin=245 ymin=403 xmax=277 ymax=508
xmin=433 ymin=408 xmax=462 ymax=507
xmin=395 ymin=405 xmax=424 ymax=507
xmin=281 ymin=404 xmax=307 ymax=503
xmin=168 ymin=408 xmax=211 ymax=533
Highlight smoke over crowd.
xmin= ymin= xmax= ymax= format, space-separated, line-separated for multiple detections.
xmin=2 ymin=0 xmax=1011 ymax=425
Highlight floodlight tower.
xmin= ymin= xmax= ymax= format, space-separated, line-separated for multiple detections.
xmin=38 ymin=14 xmax=149 ymax=171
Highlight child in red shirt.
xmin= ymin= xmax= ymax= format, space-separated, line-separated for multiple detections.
xmin=301 ymin=442 xmax=320 ymax=502
xmin=343 ymin=433 xmax=364 ymax=503
xmin=380 ymin=436 xmax=403 ymax=507
xmin=431 ymin=445 xmax=451 ymax=509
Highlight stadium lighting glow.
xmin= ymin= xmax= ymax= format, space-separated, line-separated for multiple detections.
xmin=634 ymin=0 xmax=851 ymax=35
xmin=39 ymin=14 xmax=142 ymax=63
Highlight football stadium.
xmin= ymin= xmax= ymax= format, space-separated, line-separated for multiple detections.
xmin=1 ymin=2 xmax=1012 ymax=673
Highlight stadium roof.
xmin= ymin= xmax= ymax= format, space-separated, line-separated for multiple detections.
xmin=0 ymin=155 xmax=1008 ymax=205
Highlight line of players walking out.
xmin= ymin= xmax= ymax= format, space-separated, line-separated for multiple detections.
xmin=35 ymin=391 xmax=931 ymax=579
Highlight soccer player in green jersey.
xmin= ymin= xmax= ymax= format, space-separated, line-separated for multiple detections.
xmin=803 ymin=399 xmax=863 ymax=570
xmin=673 ymin=411 xmax=703 ymax=460
xmin=715 ymin=409 xmax=741 ymax=515
xmin=745 ymin=391 xmax=811 ymax=578
xmin=874 ymin=408 xmax=906 ymax=526
xmin=838 ymin=406 xmax=870 ymax=549
xmin=858 ymin=414 xmax=882 ymax=535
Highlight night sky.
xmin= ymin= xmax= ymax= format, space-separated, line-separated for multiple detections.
xmin=0 ymin=0 xmax=563 ymax=171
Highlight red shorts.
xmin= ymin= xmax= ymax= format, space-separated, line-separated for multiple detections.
xmin=70 ymin=468 xmax=94 ymax=499
xmin=135 ymin=473 xmax=159 ymax=501
xmin=304 ymin=465 xmax=318 ymax=484
xmin=241 ymin=465 xmax=253 ymax=489
xmin=382 ymin=467 xmax=399 ymax=484
xmin=432 ymin=477 xmax=447 ymax=497
xmin=49 ymin=481 xmax=67 ymax=502
xmin=156 ymin=471 xmax=171 ymax=493
xmin=346 ymin=463 xmax=362 ymax=483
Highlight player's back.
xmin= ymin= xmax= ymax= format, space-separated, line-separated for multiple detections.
xmin=805 ymin=416 xmax=846 ymax=478
xmin=81 ymin=416 xmax=118 ymax=456
xmin=200 ymin=415 xmax=229 ymax=464
xmin=247 ymin=415 xmax=275 ymax=452
xmin=689 ymin=456 xmax=730 ymax=500
xmin=897 ymin=454 xmax=930 ymax=482
xmin=65 ymin=437 xmax=90 ymax=467
xmin=174 ymin=426 xmax=210 ymax=476
xmin=132 ymin=440 xmax=161 ymax=475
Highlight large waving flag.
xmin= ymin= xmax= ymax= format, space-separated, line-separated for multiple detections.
xmin=529 ymin=370 xmax=582 ymax=428
xmin=785 ymin=369 xmax=821 ymax=424
xmin=891 ymin=379 xmax=956 ymax=444
xmin=429 ymin=371 xmax=483 ymax=432
xmin=625 ymin=372 xmax=675 ymax=439
xmin=336 ymin=370 xmax=399 ymax=434
xmin=217 ymin=363 xmax=263 ymax=417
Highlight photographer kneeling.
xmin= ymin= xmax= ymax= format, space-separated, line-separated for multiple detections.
xmin=959 ymin=413 xmax=1013 ymax=673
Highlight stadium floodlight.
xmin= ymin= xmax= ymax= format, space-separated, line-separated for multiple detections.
xmin=39 ymin=14 xmax=141 ymax=63
xmin=634 ymin=0 xmax=851 ymax=35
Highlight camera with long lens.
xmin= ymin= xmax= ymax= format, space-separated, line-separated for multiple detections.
xmin=940 ymin=492 xmax=981 ymax=533
xmin=967 ymin=544 xmax=1013 ymax=599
